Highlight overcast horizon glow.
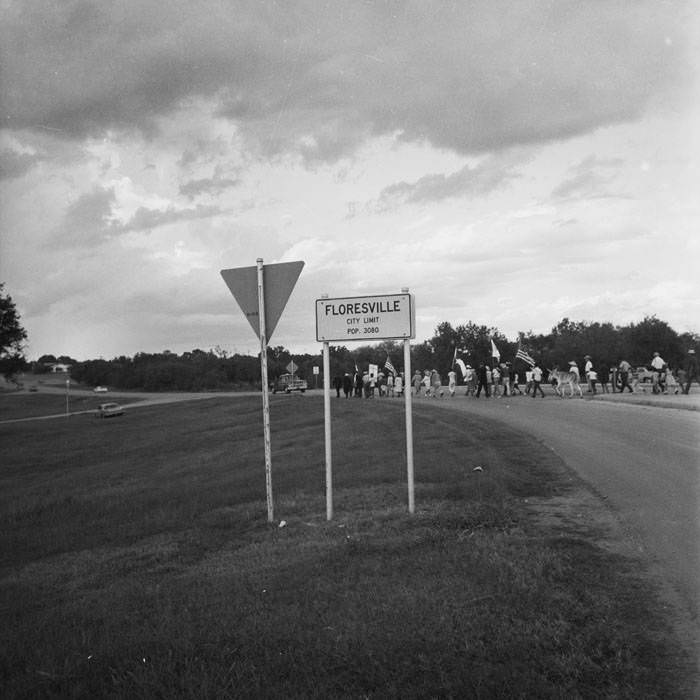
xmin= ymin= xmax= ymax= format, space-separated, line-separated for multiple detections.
xmin=1 ymin=1 xmax=698 ymax=361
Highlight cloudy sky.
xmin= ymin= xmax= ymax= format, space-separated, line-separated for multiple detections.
xmin=1 ymin=1 xmax=698 ymax=360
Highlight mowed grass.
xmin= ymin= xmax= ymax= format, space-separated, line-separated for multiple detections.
xmin=0 ymin=395 xmax=690 ymax=698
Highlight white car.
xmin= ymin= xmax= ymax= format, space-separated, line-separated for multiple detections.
xmin=93 ymin=386 xmax=108 ymax=393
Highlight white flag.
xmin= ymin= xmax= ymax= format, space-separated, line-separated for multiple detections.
xmin=490 ymin=339 xmax=500 ymax=360
xmin=455 ymin=358 xmax=468 ymax=378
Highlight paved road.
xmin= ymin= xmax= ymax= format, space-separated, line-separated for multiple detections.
xmin=423 ymin=393 xmax=699 ymax=629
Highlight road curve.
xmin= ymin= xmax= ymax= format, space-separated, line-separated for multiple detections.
xmin=422 ymin=395 xmax=699 ymax=627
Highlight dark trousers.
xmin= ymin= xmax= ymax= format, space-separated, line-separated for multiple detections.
xmin=532 ymin=380 xmax=545 ymax=397
xmin=476 ymin=380 xmax=490 ymax=397
xmin=619 ymin=372 xmax=633 ymax=392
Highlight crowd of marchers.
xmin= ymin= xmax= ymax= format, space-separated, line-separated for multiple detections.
xmin=332 ymin=348 xmax=699 ymax=399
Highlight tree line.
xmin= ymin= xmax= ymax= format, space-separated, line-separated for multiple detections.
xmin=2 ymin=283 xmax=696 ymax=387
xmin=3 ymin=279 xmax=696 ymax=389
xmin=27 ymin=316 xmax=698 ymax=391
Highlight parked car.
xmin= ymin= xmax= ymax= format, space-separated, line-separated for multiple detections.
xmin=271 ymin=373 xmax=308 ymax=394
xmin=93 ymin=385 xmax=108 ymax=393
xmin=96 ymin=402 xmax=123 ymax=418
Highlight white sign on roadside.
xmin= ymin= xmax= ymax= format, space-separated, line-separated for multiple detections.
xmin=317 ymin=289 xmax=416 ymax=521
xmin=315 ymin=293 xmax=415 ymax=342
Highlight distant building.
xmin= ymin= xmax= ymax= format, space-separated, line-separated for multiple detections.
xmin=48 ymin=363 xmax=71 ymax=373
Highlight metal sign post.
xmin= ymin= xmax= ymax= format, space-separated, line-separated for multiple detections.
xmin=256 ymin=259 xmax=274 ymax=523
xmin=221 ymin=259 xmax=304 ymax=524
xmin=403 ymin=336 xmax=415 ymax=514
xmin=320 ymin=295 xmax=333 ymax=520
xmin=323 ymin=353 xmax=333 ymax=520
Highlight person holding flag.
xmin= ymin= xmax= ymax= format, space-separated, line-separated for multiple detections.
xmin=514 ymin=346 xmax=535 ymax=395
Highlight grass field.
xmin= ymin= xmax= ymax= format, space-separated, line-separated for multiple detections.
xmin=0 ymin=394 xmax=692 ymax=698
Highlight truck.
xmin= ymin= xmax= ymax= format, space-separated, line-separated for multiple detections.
xmin=271 ymin=373 xmax=308 ymax=394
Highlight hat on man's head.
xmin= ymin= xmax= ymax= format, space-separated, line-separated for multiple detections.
xmin=653 ymin=352 xmax=660 ymax=357
xmin=584 ymin=355 xmax=591 ymax=359
xmin=568 ymin=360 xmax=577 ymax=366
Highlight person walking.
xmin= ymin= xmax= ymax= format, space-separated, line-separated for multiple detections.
xmin=650 ymin=352 xmax=666 ymax=394
xmin=362 ymin=371 xmax=371 ymax=398
xmin=510 ymin=366 xmax=523 ymax=395
xmin=422 ymin=370 xmax=432 ymax=397
xmin=476 ymin=363 xmax=490 ymax=398
xmin=447 ymin=369 xmax=457 ymax=397
xmin=342 ymin=373 xmax=353 ymax=398
xmin=683 ymin=349 xmax=698 ymax=394
xmin=394 ymin=372 xmax=404 ymax=397
xmin=492 ymin=365 xmax=501 ymax=397
xmin=464 ymin=365 xmax=476 ymax=396
xmin=598 ymin=363 xmax=610 ymax=393
xmin=412 ymin=370 xmax=422 ymax=397
xmin=584 ymin=355 xmax=594 ymax=393
xmin=568 ymin=360 xmax=580 ymax=382
xmin=354 ymin=371 xmax=363 ymax=397
xmin=531 ymin=363 xmax=546 ymax=398
xmin=502 ymin=362 xmax=513 ymax=396
xmin=430 ymin=369 xmax=443 ymax=398
xmin=618 ymin=359 xmax=633 ymax=393
xmin=333 ymin=375 xmax=342 ymax=398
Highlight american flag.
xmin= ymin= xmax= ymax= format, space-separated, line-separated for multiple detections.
xmin=384 ymin=356 xmax=397 ymax=375
xmin=515 ymin=348 xmax=535 ymax=367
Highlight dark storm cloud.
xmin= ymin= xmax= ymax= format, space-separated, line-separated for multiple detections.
xmin=0 ymin=149 xmax=41 ymax=179
xmin=0 ymin=1 xmax=690 ymax=159
xmin=179 ymin=175 xmax=240 ymax=199
xmin=377 ymin=157 xmax=521 ymax=208
xmin=117 ymin=204 xmax=224 ymax=233
xmin=550 ymin=156 xmax=627 ymax=200
xmin=51 ymin=185 xmax=116 ymax=248
xmin=50 ymin=185 xmax=224 ymax=248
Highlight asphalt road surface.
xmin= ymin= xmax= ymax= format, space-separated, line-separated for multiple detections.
xmin=425 ymin=393 xmax=699 ymax=636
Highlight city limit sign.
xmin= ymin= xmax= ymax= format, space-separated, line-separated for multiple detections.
xmin=316 ymin=293 xmax=415 ymax=342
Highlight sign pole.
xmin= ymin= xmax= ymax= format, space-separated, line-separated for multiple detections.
xmin=402 ymin=289 xmax=415 ymax=513
xmin=323 ymin=341 xmax=333 ymax=520
xmin=257 ymin=258 xmax=274 ymax=523
xmin=321 ymin=295 xmax=333 ymax=520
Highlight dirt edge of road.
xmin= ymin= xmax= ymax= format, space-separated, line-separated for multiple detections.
xmin=523 ymin=464 xmax=699 ymax=697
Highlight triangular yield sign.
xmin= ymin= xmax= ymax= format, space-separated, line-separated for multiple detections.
xmin=220 ymin=261 xmax=304 ymax=340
